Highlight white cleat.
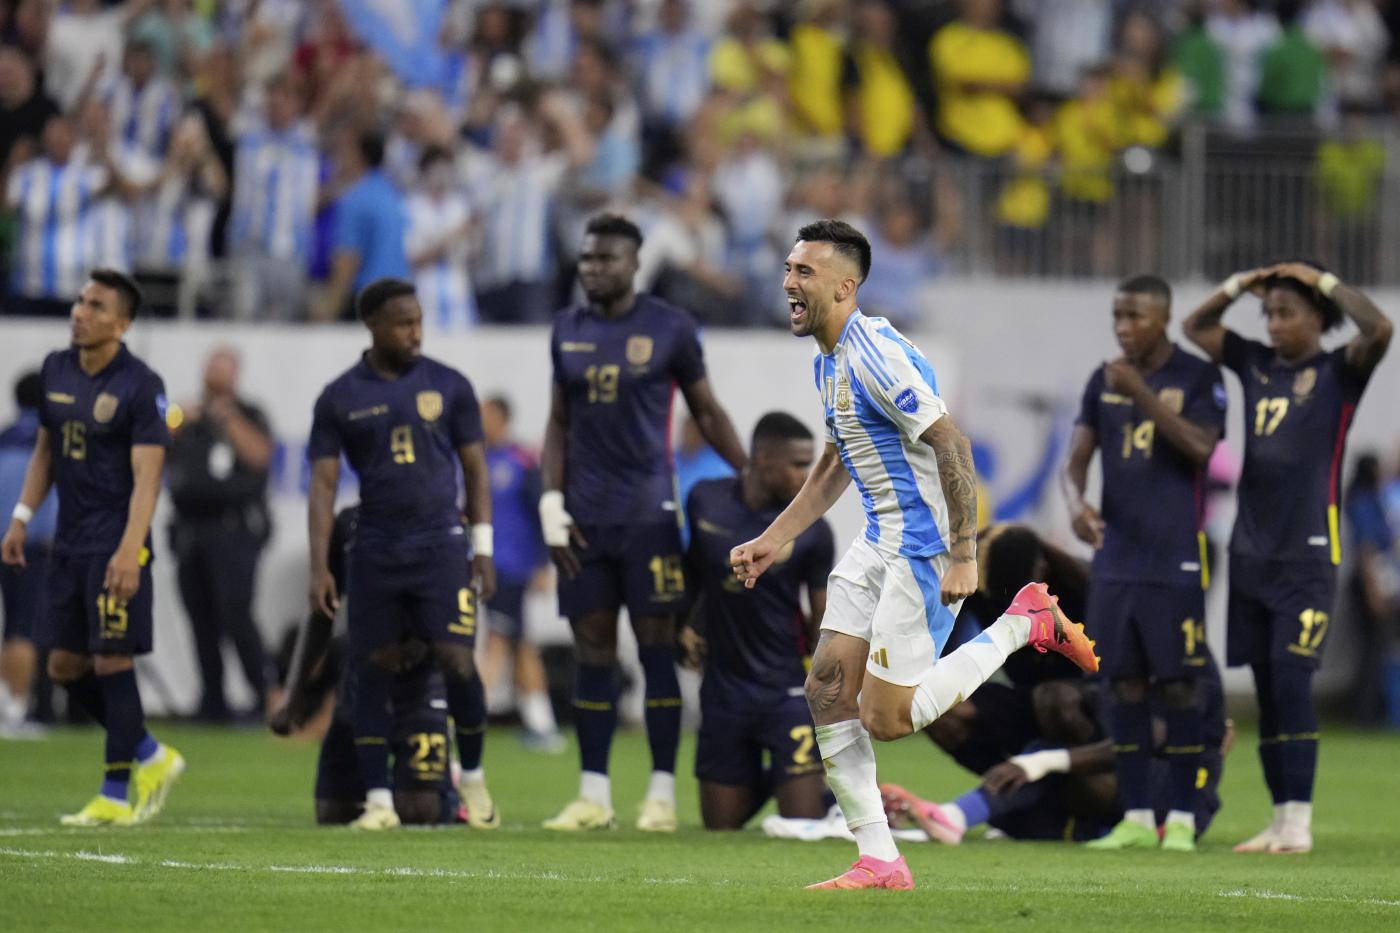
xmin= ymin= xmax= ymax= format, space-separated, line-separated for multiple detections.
xmin=1268 ymin=825 xmax=1313 ymax=854
xmin=1233 ymin=825 xmax=1282 ymax=853
xmin=636 ymin=798 xmax=677 ymax=832
xmin=350 ymin=801 xmax=401 ymax=830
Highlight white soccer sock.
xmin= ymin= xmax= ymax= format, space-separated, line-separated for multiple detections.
xmin=1125 ymin=808 xmax=1156 ymax=830
xmin=815 ymin=719 xmax=899 ymax=862
xmin=519 ymin=690 xmax=558 ymax=734
xmin=1165 ymin=809 xmax=1196 ymax=834
xmin=941 ymin=802 xmax=968 ymax=832
xmin=1282 ymin=801 xmax=1312 ymax=832
xmin=366 ymin=788 xmax=394 ymax=811
xmin=460 ymin=767 xmax=485 ymax=785
xmin=1270 ymin=802 xmax=1287 ymax=831
xmin=910 ymin=613 xmax=1031 ymax=731
xmin=646 ymin=771 xmax=676 ymax=804
xmin=579 ymin=770 xmax=612 ymax=810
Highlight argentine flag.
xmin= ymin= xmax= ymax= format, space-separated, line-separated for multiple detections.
xmin=338 ymin=0 xmax=449 ymax=89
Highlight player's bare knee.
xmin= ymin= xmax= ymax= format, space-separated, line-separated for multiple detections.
xmin=47 ymin=650 xmax=89 ymax=684
xmin=394 ymin=792 xmax=441 ymax=825
xmin=1111 ymin=677 xmax=1149 ymax=706
xmin=315 ymin=800 xmax=359 ymax=825
xmin=92 ymin=653 xmax=134 ymax=677
xmin=570 ymin=615 xmax=618 ymax=666
xmin=432 ymin=642 xmax=476 ymax=680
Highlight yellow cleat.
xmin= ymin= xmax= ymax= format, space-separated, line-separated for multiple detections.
xmin=132 ymin=745 xmax=186 ymax=824
xmin=60 ymin=795 xmax=134 ymax=827
xmin=462 ymin=779 xmax=500 ymax=829
xmin=637 ymin=798 xmax=677 ymax=832
xmin=350 ymin=801 xmax=401 ymax=830
xmin=543 ymin=798 xmax=615 ymax=831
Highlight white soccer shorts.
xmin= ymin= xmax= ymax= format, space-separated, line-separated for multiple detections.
xmin=821 ymin=538 xmax=962 ymax=687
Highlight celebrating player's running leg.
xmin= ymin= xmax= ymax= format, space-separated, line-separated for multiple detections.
xmin=731 ymin=221 xmax=1099 ymax=890
xmin=1184 ymin=262 xmax=1392 ymax=853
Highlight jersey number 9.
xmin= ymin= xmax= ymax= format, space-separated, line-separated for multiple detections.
xmin=391 ymin=425 xmax=416 ymax=464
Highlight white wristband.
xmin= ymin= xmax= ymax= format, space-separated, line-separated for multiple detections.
xmin=10 ymin=503 xmax=33 ymax=526
xmin=470 ymin=523 xmax=494 ymax=558
xmin=1318 ymin=272 xmax=1340 ymax=298
xmin=1008 ymin=748 xmax=1071 ymax=783
xmin=538 ymin=490 xmax=573 ymax=548
xmin=1223 ymin=274 xmax=1243 ymax=300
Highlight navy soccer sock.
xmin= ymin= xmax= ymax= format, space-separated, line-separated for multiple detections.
xmin=1163 ymin=705 xmax=1204 ymax=814
xmin=352 ymin=662 xmax=394 ymax=794
xmin=573 ymin=663 xmax=618 ymax=776
xmin=1111 ymin=699 xmax=1153 ymax=812
xmin=1272 ymin=663 xmax=1319 ymax=803
xmin=1252 ymin=663 xmax=1286 ymax=804
xmin=97 ymin=669 xmax=147 ymax=803
xmin=443 ymin=671 xmax=487 ymax=772
xmin=65 ymin=670 xmax=107 ymax=726
xmin=637 ymin=644 xmax=681 ymax=776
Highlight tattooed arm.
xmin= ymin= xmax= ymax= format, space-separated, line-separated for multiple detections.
xmin=920 ymin=413 xmax=978 ymax=604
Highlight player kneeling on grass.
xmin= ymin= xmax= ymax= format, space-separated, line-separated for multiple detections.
xmin=680 ymin=412 xmax=835 ymax=830
xmin=272 ymin=507 xmax=462 ymax=826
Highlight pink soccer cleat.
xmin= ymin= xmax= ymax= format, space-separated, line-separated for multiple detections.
xmin=1009 ymin=582 xmax=1100 ymax=673
xmin=806 ymin=855 xmax=914 ymax=890
xmin=880 ymin=784 xmax=964 ymax=845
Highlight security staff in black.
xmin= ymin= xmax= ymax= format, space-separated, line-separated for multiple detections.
xmin=167 ymin=347 xmax=274 ymax=722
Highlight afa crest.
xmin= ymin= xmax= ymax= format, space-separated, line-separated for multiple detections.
xmin=1157 ymin=387 xmax=1184 ymax=413
xmin=1293 ymin=367 xmax=1316 ymax=398
xmin=835 ymin=382 xmax=852 ymax=412
xmin=93 ymin=392 xmax=119 ymax=424
xmin=626 ymin=335 xmax=654 ymax=366
xmin=416 ymin=390 xmax=443 ymax=422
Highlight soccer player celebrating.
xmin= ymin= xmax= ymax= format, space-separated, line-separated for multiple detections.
xmin=1184 ymin=262 xmax=1392 ymax=854
xmin=730 ymin=221 xmax=1098 ymax=890
xmin=1 ymin=270 xmax=184 ymax=826
xmin=540 ymin=213 xmax=747 ymax=832
xmin=683 ymin=411 xmax=835 ymax=830
xmin=1062 ymin=275 xmax=1226 ymax=853
xmin=307 ymin=278 xmax=497 ymax=831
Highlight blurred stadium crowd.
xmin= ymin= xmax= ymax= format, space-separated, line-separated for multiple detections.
xmin=4 ymin=0 xmax=1400 ymax=328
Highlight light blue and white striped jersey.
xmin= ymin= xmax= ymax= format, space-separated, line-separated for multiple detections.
xmin=630 ymin=29 xmax=711 ymax=125
xmin=405 ymin=190 xmax=477 ymax=330
xmin=105 ymin=76 xmax=181 ymax=158
xmin=5 ymin=157 xmax=108 ymax=299
xmin=815 ymin=310 xmax=950 ymax=559
xmin=229 ymin=122 xmax=319 ymax=262
xmin=470 ymin=151 xmax=567 ymax=289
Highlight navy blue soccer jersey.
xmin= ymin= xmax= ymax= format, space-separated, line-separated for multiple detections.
xmin=1222 ymin=332 xmax=1371 ymax=565
xmin=309 ymin=354 xmax=482 ymax=547
xmin=1077 ymin=346 xmax=1226 ymax=585
xmin=551 ymin=295 xmax=706 ymax=525
xmin=38 ymin=345 xmax=169 ymax=556
xmin=686 ymin=478 xmax=835 ymax=694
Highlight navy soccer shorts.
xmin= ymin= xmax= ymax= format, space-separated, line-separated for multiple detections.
xmin=42 ymin=549 xmax=154 ymax=655
xmin=346 ymin=543 xmax=478 ymax=657
xmin=1226 ymin=555 xmax=1337 ymax=670
xmin=556 ymin=521 xmax=686 ymax=620
xmin=1087 ymin=580 xmax=1208 ymax=681
xmin=694 ymin=677 xmax=823 ymax=789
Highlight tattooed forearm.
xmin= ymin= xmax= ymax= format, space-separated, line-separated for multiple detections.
xmin=935 ymin=441 xmax=978 ymax=563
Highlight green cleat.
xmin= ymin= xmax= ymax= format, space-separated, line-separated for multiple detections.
xmin=1160 ymin=821 xmax=1197 ymax=852
xmin=1086 ymin=818 xmax=1159 ymax=850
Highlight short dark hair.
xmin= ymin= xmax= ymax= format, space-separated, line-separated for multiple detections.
xmin=1117 ymin=273 xmax=1171 ymax=306
xmin=484 ymin=395 xmax=512 ymax=421
xmin=14 ymin=371 xmax=42 ymax=410
xmin=88 ymin=268 xmax=143 ymax=319
xmin=751 ymin=411 xmax=813 ymax=449
xmin=357 ymin=278 xmax=417 ymax=321
xmin=585 ymin=212 xmax=643 ymax=247
xmin=357 ymin=132 xmax=386 ymax=169
xmin=795 ymin=219 xmax=872 ymax=283
xmin=1263 ymin=261 xmax=1344 ymax=331
xmin=418 ymin=144 xmax=452 ymax=173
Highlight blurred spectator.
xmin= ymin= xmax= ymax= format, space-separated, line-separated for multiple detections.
xmin=74 ymin=99 xmax=135 ymax=276
xmin=1257 ymin=0 xmax=1326 ymax=121
xmin=629 ymin=0 xmax=712 ymax=135
xmin=471 ymin=93 xmax=592 ymax=323
xmin=1111 ymin=9 xmax=1186 ymax=148
xmin=105 ymin=38 xmax=182 ymax=160
xmin=314 ymin=131 xmax=409 ymax=322
xmin=711 ymin=117 xmax=784 ymax=325
xmin=0 ymin=371 xmax=56 ymax=737
xmin=5 ymin=0 xmax=50 ymax=62
xmin=1052 ymin=65 xmax=1119 ymax=275
xmin=1020 ymin=0 xmax=1113 ymax=97
xmin=788 ymin=0 xmax=848 ymax=151
xmin=228 ymin=71 xmax=318 ymax=321
xmin=843 ymin=0 xmax=921 ymax=160
xmin=1345 ymin=452 xmax=1399 ymax=724
xmin=441 ymin=2 xmax=529 ymax=121
xmin=477 ymin=395 xmax=563 ymax=753
xmin=994 ymin=95 xmax=1054 ymax=273
xmin=1207 ymin=0 xmax=1279 ymax=129
xmin=1304 ymin=0 xmax=1390 ymax=113
xmin=292 ymin=0 xmax=360 ymax=120
xmin=405 ymin=145 xmax=477 ymax=331
xmin=528 ymin=0 xmax=613 ymax=82
xmin=128 ymin=0 xmax=219 ymax=83
xmin=4 ymin=114 xmax=107 ymax=316
xmin=709 ymin=0 xmax=791 ymax=145
xmin=0 ymin=43 xmax=57 ymax=176
xmin=927 ymin=0 xmax=1030 ymax=158
xmin=860 ymin=195 xmax=948 ymax=328
xmin=636 ymin=171 xmax=743 ymax=324
xmin=1172 ymin=1 xmax=1226 ymax=118
xmin=188 ymin=45 xmax=238 ymax=259
xmin=167 ymin=347 xmax=274 ymax=723
xmin=45 ymin=0 xmax=148 ymax=110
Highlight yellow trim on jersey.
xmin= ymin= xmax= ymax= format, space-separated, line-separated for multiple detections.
xmin=1328 ymin=505 xmax=1342 ymax=566
xmin=1197 ymin=532 xmax=1210 ymax=591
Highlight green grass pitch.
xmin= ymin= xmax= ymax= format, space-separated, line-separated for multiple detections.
xmin=2 ymin=722 xmax=1398 ymax=931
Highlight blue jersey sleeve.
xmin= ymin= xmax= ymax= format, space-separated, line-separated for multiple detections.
xmin=130 ymin=371 xmax=171 ymax=447
xmin=449 ymin=372 xmax=484 ymax=447
xmin=307 ymin=388 xmax=342 ymax=460
xmin=669 ymin=311 xmax=706 ymax=388
xmin=332 ymin=188 xmax=366 ymax=258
